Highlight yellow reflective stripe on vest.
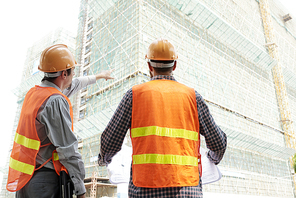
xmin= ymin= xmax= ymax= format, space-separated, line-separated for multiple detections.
xmin=133 ymin=154 xmax=198 ymax=166
xmin=9 ymin=157 xmax=34 ymax=175
xmin=53 ymin=152 xmax=59 ymax=161
xmin=131 ymin=126 xmax=198 ymax=141
xmin=14 ymin=133 xmax=39 ymax=150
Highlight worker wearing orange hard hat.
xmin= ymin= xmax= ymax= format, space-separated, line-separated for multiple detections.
xmin=7 ymin=44 xmax=114 ymax=198
xmin=99 ymin=38 xmax=227 ymax=197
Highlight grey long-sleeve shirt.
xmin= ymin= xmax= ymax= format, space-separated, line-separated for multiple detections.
xmin=35 ymin=76 xmax=96 ymax=195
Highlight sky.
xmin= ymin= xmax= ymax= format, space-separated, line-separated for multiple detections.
xmin=0 ymin=0 xmax=295 ymax=192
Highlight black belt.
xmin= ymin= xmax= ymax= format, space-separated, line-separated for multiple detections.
xmin=35 ymin=166 xmax=55 ymax=172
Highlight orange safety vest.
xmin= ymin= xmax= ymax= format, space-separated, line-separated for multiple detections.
xmin=131 ymin=79 xmax=201 ymax=188
xmin=6 ymin=86 xmax=73 ymax=192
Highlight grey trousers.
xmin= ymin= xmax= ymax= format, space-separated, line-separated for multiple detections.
xmin=16 ymin=169 xmax=59 ymax=198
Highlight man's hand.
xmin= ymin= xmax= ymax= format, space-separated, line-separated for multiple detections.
xmin=95 ymin=69 xmax=115 ymax=81
xmin=77 ymin=194 xmax=86 ymax=198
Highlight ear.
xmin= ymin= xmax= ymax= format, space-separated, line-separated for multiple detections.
xmin=172 ymin=61 xmax=177 ymax=71
xmin=148 ymin=62 xmax=153 ymax=72
xmin=62 ymin=70 xmax=67 ymax=79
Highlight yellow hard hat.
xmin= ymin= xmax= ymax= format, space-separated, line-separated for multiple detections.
xmin=38 ymin=44 xmax=80 ymax=73
xmin=145 ymin=38 xmax=178 ymax=61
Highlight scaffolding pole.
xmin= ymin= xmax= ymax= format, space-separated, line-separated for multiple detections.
xmin=259 ymin=0 xmax=296 ymax=195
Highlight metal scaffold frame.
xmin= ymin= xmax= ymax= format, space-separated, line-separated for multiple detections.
xmin=259 ymin=0 xmax=296 ymax=194
xmin=71 ymin=0 xmax=296 ymax=198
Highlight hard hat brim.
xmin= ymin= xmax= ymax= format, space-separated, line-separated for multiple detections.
xmin=38 ymin=63 xmax=82 ymax=73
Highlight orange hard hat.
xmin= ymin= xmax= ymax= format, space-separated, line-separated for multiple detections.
xmin=145 ymin=38 xmax=178 ymax=61
xmin=38 ymin=44 xmax=80 ymax=73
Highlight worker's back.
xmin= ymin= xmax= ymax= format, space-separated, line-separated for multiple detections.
xmin=131 ymin=79 xmax=200 ymax=188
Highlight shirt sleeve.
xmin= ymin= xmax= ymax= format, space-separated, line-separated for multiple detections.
xmin=196 ymin=91 xmax=227 ymax=165
xmin=63 ymin=75 xmax=96 ymax=98
xmin=38 ymin=95 xmax=86 ymax=195
xmin=98 ymin=89 xmax=133 ymax=166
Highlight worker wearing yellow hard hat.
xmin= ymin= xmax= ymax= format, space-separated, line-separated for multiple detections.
xmin=7 ymin=44 xmax=114 ymax=198
xmin=99 ymin=38 xmax=227 ymax=197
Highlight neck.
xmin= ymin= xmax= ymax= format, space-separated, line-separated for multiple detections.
xmin=50 ymin=78 xmax=65 ymax=91
xmin=152 ymin=72 xmax=172 ymax=77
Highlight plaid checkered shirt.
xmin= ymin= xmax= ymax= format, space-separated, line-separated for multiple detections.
xmin=99 ymin=75 xmax=227 ymax=198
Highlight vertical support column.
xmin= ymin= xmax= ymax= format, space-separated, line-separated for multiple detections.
xmin=73 ymin=0 xmax=89 ymax=124
xmin=258 ymin=0 xmax=296 ymax=194
xmin=90 ymin=171 xmax=97 ymax=198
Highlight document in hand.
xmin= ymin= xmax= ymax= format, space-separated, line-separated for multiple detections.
xmin=107 ymin=144 xmax=132 ymax=184
xmin=200 ymin=147 xmax=222 ymax=185
xmin=107 ymin=145 xmax=222 ymax=185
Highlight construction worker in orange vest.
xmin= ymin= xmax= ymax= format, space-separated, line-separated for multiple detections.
xmin=98 ymin=38 xmax=227 ymax=197
xmin=7 ymin=44 xmax=114 ymax=198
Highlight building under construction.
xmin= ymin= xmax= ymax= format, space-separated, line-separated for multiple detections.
xmin=73 ymin=0 xmax=296 ymax=197
xmin=2 ymin=0 xmax=296 ymax=197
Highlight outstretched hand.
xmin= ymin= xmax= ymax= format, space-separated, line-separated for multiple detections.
xmin=95 ymin=69 xmax=115 ymax=81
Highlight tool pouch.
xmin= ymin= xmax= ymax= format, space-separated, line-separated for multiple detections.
xmin=59 ymin=170 xmax=74 ymax=198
